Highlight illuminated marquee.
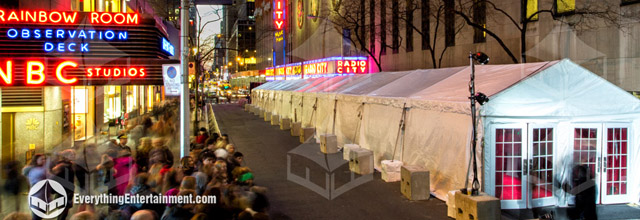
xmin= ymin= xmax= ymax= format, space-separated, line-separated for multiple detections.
xmin=303 ymin=62 xmax=329 ymax=76
xmin=337 ymin=60 xmax=368 ymax=74
xmin=0 ymin=9 xmax=139 ymax=25
xmin=274 ymin=0 xmax=285 ymax=30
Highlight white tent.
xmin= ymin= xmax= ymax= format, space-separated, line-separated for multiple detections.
xmin=252 ymin=59 xmax=640 ymax=209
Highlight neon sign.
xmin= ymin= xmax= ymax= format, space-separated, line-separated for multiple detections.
xmin=0 ymin=9 xmax=139 ymax=25
xmin=274 ymin=0 xmax=285 ymax=30
xmin=162 ymin=38 xmax=175 ymax=56
xmin=303 ymin=62 xmax=328 ymax=76
xmin=0 ymin=59 xmax=147 ymax=86
xmin=86 ymin=67 xmax=146 ymax=78
xmin=337 ymin=60 xmax=368 ymax=74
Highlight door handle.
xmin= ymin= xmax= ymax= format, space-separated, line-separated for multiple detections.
xmin=603 ymin=157 xmax=607 ymax=173
xmin=523 ymin=159 xmax=528 ymax=174
xmin=529 ymin=159 xmax=534 ymax=175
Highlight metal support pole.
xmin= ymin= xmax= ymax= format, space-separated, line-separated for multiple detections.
xmin=469 ymin=52 xmax=480 ymax=196
xmin=179 ymin=0 xmax=191 ymax=158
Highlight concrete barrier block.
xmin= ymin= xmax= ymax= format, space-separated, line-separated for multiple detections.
xmin=280 ymin=118 xmax=291 ymax=130
xmin=244 ymin=104 xmax=250 ymax=111
xmin=381 ymin=160 xmax=403 ymax=182
xmin=320 ymin=134 xmax=338 ymax=154
xmin=300 ymin=127 xmax=315 ymax=143
xmin=401 ymin=165 xmax=430 ymax=201
xmin=455 ymin=191 xmax=500 ymax=220
xmin=256 ymin=108 xmax=263 ymax=116
xmin=343 ymin=144 xmax=360 ymax=161
xmin=271 ymin=115 xmax=280 ymax=125
xmin=447 ymin=190 xmax=457 ymax=218
xmin=291 ymin=122 xmax=301 ymax=136
xmin=264 ymin=111 xmax=272 ymax=121
xmin=349 ymin=148 xmax=373 ymax=175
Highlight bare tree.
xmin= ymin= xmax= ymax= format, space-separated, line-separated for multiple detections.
xmin=398 ymin=0 xmax=465 ymax=68
xmin=330 ymin=0 xmax=402 ymax=72
xmin=453 ymin=0 xmax=632 ymax=63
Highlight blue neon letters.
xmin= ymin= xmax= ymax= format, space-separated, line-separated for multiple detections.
xmin=5 ymin=28 xmax=128 ymax=53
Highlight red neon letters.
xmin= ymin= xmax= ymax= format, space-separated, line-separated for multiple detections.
xmin=0 ymin=10 xmax=78 ymax=24
xmin=337 ymin=60 xmax=368 ymax=74
xmin=0 ymin=9 xmax=138 ymax=25
xmin=86 ymin=67 xmax=146 ymax=78
xmin=274 ymin=0 xmax=285 ymax=30
xmin=90 ymin=12 xmax=138 ymax=25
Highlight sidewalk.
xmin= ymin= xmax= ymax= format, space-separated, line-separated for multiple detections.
xmin=212 ymin=104 xmax=448 ymax=220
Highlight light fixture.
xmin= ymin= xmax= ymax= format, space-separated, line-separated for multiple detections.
xmin=472 ymin=52 xmax=489 ymax=65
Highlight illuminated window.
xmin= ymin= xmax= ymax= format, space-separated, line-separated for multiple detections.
xmin=555 ymin=0 xmax=575 ymax=15
xmin=473 ymin=0 xmax=486 ymax=43
xmin=523 ymin=0 xmax=539 ymax=21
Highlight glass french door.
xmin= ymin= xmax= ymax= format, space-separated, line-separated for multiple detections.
xmin=528 ymin=126 xmax=555 ymax=207
xmin=601 ymin=124 xmax=630 ymax=204
xmin=571 ymin=124 xmax=630 ymax=205
xmin=493 ymin=123 xmax=556 ymax=209
xmin=494 ymin=124 xmax=526 ymax=209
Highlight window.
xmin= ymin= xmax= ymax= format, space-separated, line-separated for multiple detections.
xmin=444 ymin=0 xmax=455 ymax=47
xmin=531 ymin=128 xmax=554 ymax=199
xmin=573 ymin=128 xmax=598 ymax=179
xmin=406 ymin=0 xmax=414 ymax=52
xmin=381 ymin=0 xmax=387 ymax=55
xmin=370 ymin=0 xmax=376 ymax=53
xmin=495 ymin=128 xmax=523 ymax=200
xmin=522 ymin=0 xmax=539 ymax=21
xmin=392 ymin=0 xmax=400 ymax=53
xmin=421 ymin=0 xmax=430 ymax=50
xmin=622 ymin=0 xmax=640 ymax=6
xmin=473 ymin=0 xmax=486 ymax=43
xmin=555 ymin=0 xmax=575 ymax=15
xmin=604 ymin=127 xmax=629 ymax=196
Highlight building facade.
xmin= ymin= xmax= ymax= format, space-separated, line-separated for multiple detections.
xmin=254 ymin=0 xmax=640 ymax=93
xmin=0 ymin=0 xmax=176 ymax=175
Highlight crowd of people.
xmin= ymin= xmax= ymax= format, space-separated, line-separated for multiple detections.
xmin=0 ymin=100 xmax=268 ymax=220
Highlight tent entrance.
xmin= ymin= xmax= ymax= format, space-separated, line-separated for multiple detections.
xmin=571 ymin=124 xmax=630 ymax=205
xmin=491 ymin=123 xmax=556 ymax=209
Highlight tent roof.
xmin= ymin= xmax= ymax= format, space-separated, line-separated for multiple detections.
xmin=368 ymin=67 xmax=465 ymax=98
xmin=482 ymin=59 xmax=640 ymax=117
xmin=409 ymin=61 xmax=556 ymax=103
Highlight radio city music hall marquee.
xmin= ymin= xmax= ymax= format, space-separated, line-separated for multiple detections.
xmin=0 ymin=8 xmax=175 ymax=86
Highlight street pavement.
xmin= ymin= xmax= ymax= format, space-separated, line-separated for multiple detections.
xmin=212 ymin=104 xmax=449 ymax=220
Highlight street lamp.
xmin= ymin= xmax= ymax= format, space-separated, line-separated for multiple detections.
xmin=466 ymin=51 xmax=489 ymax=196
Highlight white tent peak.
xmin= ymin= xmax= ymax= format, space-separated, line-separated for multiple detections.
xmin=482 ymin=59 xmax=640 ymax=117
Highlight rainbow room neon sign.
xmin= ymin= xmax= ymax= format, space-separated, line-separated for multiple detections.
xmin=0 ymin=59 xmax=146 ymax=86
xmin=274 ymin=0 xmax=285 ymax=30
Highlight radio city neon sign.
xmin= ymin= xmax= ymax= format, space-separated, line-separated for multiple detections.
xmin=0 ymin=9 xmax=139 ymax=25
xmin=0 ymin=60 xmax=145 ymax=85
xmin=274 ymin=0 xmax=285 ymax=30
xmin=337 ymin=60 xmax=368 ymax=74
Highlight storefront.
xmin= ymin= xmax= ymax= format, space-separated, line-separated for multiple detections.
xmin=0 ymin=8 xmax=176 ymax=165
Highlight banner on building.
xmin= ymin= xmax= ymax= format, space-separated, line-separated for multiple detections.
xmin=162 ymin=64 xmax=181 ymax=96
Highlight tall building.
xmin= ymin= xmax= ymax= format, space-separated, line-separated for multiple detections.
xmin=254 ymin=0 xmax=640 ymax=93
xmin=221 ymin=0 xmax=257 ymax=76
